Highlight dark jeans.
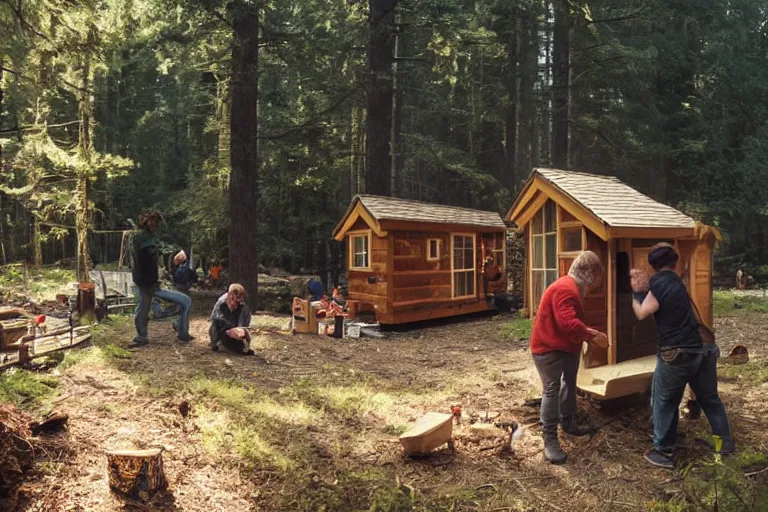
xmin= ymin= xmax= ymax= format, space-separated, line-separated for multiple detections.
xmin=652 ymin=344 xmax=732 ymax=452
xmin=533 ymin=351 xmax=580 ymax=435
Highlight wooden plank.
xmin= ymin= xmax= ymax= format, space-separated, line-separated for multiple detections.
xmin=333 ymin=201 xmax=388 ymax=241
xmin=387 ymin=234 xmax=395 ymax=311
xmin=394 ymin=273 xmax=451 ymax=288
xmin=392 ymin=269 xmax=451 ymax=276
xmin=607 ymin=226 xmax=694 ymax=240
xmin=512 ymin=192 xmax=549 ymax=228
xmin=379 ymin=219 xmax=505 ymax=234
xmin=393 ymin=295 xmax=482 ymax=310
xmin=388 ymin=298 xmax=491 ymax=324
xmin=531 ymin=179 xmax=609 ymax=240
xmin=607 ymin=239 xmax=617 ymax=365
xmin=395 ymin=285 xmax=451 ymax=303
xmin=508 ymin=181 xmax=542 ymax=222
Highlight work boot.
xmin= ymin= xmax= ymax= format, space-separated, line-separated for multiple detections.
xmin=561 ymin=416 xmax=592 ymax=436
xmin=543 ymin=433 xmax=567 ymax=464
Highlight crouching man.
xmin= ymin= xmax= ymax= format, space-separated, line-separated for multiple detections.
xmin=209 ymin=283 xmax=253 ymax=355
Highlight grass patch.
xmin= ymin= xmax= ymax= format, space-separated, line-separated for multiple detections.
xmin=500 ymin=317 xmax=532 ymax=341
xmin=718 ymin=361 xmax=768 ymax=385
xmin=713 ymin=290 xmax=768 ymax=317
xmin=0 ymin=265 xmax=76 ymax=301
xmin=196 ymin=406 xmax=295 ymax=471
xmin=284 ymin=378 xmax=397 ymax=417
xmin=677 ymin=448 xmax=768 ymax=512
xmin=0 ymin=369 xmax=59 ymax=408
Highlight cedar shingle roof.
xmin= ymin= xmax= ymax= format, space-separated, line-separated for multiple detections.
xmin=520 ymin=168 xmax=696 ymax=229
xmin=336 ymin=195 xmax=506 ymax=235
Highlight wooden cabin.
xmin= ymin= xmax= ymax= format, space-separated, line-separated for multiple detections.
xmin=332 ymin=195 xmax=508 ymax=324
xmin=508 ymin=169 xmax=721 ymax=400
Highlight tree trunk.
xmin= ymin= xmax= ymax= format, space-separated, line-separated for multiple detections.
xmin=366 ymin=5 xmax=394 ymax=196
xmin=504 ymin=12 xmax=519 ymax=192
xmin=76 ymin=30 xmax=94 ymax=284
xmin=229 ymin=2 xmax=260 ymax=305
xmin=33 ymin=218 xmax=42 ymax=269
xmin=552 ymin=0 xmax=570 ymax=169
xmin=390 ymin=12 xmax=402 ymax=197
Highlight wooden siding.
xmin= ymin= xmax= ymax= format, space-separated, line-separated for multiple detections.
xmin=347 ymin=232 xmax=390 ymax=313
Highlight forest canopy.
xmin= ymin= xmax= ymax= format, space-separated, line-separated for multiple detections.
xmin=3 ymin=0 xmax=768 ymax=290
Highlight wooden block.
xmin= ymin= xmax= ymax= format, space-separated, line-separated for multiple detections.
xmin=106 ymin=448 xmax=167 ymax=501
xmin=399 ymin=412 xmax=453 ymax=456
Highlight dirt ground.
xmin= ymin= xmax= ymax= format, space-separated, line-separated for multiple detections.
xmin=9 ymin=305 xmax=768 ymax=511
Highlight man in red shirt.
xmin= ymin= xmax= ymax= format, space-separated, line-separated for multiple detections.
xmin=530 ymin=250 xmax=607 ymax=464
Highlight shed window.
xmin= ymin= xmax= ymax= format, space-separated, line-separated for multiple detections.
xmin=452 ymin=234 xmax=475 ymax=298
xmin=531 ymin=200 xmax=558 ymax=311
xmin=427 ymin=239 xmax=440 ymax=261
xmin=561 ymin=227 xmax=583 ymax=253
xmin=349 ymin=231 xmax=371 ymax=270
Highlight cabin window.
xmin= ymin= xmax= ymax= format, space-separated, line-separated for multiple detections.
xmin=531 ymin=200 xmax=557 ymax=311
xmin=487 ymin=232 xmax=505 ymax=269
xmin=427 ymin=239 xmax=440 ymax=261
xmin=561 ymin=227 xmax=583 ymax=253
xmin=349 ymin=231 xmax=371 ymax=270
xmin=451 ymin=234 xmax=475 ymax=298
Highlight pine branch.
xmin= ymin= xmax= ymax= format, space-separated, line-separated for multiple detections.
xmin=257 ymin=90 xmax=358 ymax=140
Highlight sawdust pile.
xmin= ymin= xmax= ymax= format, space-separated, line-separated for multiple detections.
xmin=0 ymin=404 xmax=34 ymax=510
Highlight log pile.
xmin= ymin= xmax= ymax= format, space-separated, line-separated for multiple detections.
xmin=0 ymin=404 xmax=34 ymax=510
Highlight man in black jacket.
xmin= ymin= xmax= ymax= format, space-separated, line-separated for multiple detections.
xmin=209 ymin=283 xmax=253 ymax=354
xmin=130 ymin=210 xmax=193 ymax=348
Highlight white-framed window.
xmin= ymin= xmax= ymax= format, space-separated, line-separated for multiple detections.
xmin=427 ymin=238 xmax=440 ymax=261
xmin=451 ymin=233 xmax=476 ymax=298
xmin=531 ymin=200 xmax=557 ymax=311
xmin=348 ymin=230 xmax=371 ymax=270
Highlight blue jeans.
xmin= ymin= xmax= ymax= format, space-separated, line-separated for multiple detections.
xmin=133 ymin=286 xmax=192 ymax=343
xmin=652 ymin=345 xmax=732 ymax=452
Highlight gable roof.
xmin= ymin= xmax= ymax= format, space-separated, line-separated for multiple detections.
xmin=508 ymin=168 xmax=696 ymax=239
xmin=333 ymin=195 xmax=506 ymax=240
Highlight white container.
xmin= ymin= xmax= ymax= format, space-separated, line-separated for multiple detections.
xmin=345 ymin=324 xmax=361 ymax=339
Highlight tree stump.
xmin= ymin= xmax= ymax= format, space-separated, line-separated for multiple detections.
xmin=106 ymin=448 xmax=167 ymax=501
xmin=76 ymin=283 xmax=97 ymax=325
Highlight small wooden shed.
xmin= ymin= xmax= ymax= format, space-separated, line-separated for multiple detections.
xmin=508 ymin=169 xmax=721 ymax=399
xmin=333 ymin=195 xmax=508 ymax=324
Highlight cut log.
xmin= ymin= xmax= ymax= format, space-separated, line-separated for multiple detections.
xmin=30 ymin=411 xmax=69 ymax=435
xmin=399 ymin=412 xmax=453 ymax=456
xmin=0 ymin=320 xmax=31 ymax=349
xmin=106 ymin=448 xmax=167 ymax=501
xmin=0 ymin=307 xmax=32 ymax=322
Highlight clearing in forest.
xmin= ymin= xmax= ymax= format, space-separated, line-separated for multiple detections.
xmin=2 ymin=291 xmax=768 ymax=511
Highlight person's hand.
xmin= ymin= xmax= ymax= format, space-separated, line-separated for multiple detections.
xmin=226 ymin=327 xmax=246 ymax=339
xmin=630 ymin=268 xmax=650 ymax=292
xmin=591 ymin=331 xmax=608 ymax=349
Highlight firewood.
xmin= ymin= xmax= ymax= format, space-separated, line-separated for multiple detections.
xmin=106 ymin=448 xmax=167 ymax=501
xmin=30 ymin=412 xmax=69 ymax=435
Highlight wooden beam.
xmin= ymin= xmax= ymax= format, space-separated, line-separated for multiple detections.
xmin=386 ymin=234 xmax=394 ymax=312
xmin=513 ymin=192 xmax=549 ymax=229
xmin=605 ymin=226 xmax=694 ymax=240
xmin=333 ymin=202 xmax=387 ymax=241
xmin=534 ymin=179 xmax=609 ymax=240
xmin=392 ymin=269 xmax=451 ymax=275
xmin=377 ymin=219 xmax=505 ymax=234
xmin=507 ymin=181 xmax=541 ymax=221
xmin=607 ymin=239 xmax=617 ymax=365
